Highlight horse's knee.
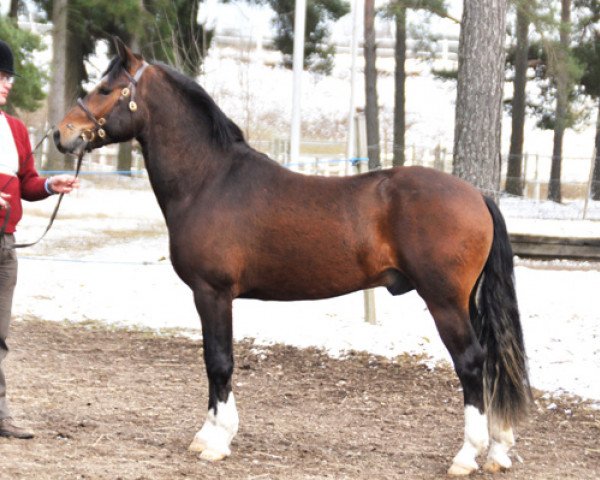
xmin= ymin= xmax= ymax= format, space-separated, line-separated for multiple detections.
xmin=205 ymin=354 xmax=233 ymax=382
xmin=205 ymin=352 xmax=234 ymax=404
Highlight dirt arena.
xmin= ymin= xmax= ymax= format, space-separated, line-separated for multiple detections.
xmin=0 ymin=317 xmax=598 ymax=479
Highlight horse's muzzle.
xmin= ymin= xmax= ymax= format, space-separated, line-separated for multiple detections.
xmin=53 ymin=129 xmax=87 ymax=155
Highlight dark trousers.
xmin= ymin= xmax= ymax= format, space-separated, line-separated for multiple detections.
xmin=0 ymin=234 xmax=17 ymax=419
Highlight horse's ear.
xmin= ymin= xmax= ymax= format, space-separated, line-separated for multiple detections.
xmin=113 ymin=36 xmax=134 ymax=69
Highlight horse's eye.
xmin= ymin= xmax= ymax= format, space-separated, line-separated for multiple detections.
xmin=98 ymin=86 xmax=112 ymax=96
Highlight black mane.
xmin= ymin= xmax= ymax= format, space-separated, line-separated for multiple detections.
xmin=105 ymin=57 xmax=246 ymax=150
xmin=156 ymin=63 xmax=246 ymax=149
xmin=103 ymin=56 xmax=125 ymax=83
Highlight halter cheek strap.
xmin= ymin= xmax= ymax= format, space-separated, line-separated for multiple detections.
xmin=77 ymin=98 xmax=106 ymax=141
xmin=77 ymin=61 xmax=150 ymax=142
xmin=122 ymin=61 xmax=149 ymax=112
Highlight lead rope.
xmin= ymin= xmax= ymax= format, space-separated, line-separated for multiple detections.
xmin=1 ymin=129 xmax=85 ymax=249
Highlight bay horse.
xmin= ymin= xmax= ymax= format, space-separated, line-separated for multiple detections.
xmin=54 ymin=38 xmax=531 ymax=475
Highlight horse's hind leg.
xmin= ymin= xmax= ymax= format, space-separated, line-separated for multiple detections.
xmin=426 ymin=301 xmax=489 ymax=476
xmin=188 ymin=283 xmax=239 ymax=461
xmin=484 ymin=419 xmax=515 ymax=472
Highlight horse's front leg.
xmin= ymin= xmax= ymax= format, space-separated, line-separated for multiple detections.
xmin=188 ymin=284 xmax=239 ymax=461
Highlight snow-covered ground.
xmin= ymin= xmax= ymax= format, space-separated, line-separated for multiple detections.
xmin=11 ymin=179 xmax=600 ymax=408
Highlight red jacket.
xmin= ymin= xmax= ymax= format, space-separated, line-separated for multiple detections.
xmin=0 ymin=112 xmax=49 ymax=234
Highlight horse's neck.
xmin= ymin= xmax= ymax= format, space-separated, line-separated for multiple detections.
xmin=137 ymin=83 xmax=227 ymax=212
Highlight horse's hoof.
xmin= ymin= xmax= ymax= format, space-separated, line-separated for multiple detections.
xmin=483 ymin=460 xmax=509 ymax=474
xmin=447 ymin=462 xmax=477 ymax=476
xmin=484 ymin=445 xmax=512 ymax=473
xmin=189 ymin=437 xmax=230 ymax=461
xmin=199 ymin=448 xmax=228 ymax=462
xmin=188 ymin=437 xmax=207 ymax=453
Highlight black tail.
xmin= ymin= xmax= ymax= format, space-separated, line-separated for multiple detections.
xmin=472 ymin=196 xmax=532 ymax=426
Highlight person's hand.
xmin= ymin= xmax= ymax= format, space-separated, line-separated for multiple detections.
xmin=48 ymin=175 xmax=80 ymax=194
xmin=0 ymin=192 xmax=11 ymax=209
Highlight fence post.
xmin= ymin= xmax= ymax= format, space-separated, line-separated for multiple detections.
xmin=363 ymin=288 xmax=377 ymax=324
xmin=522 ymin=153 xmax=528 ymax=195
xmin=442 ymin=147 xmax=448 ymax=172
xmin=433 ymin=143 xmax=442 ymax=171
xmin=583 ymin=148 xmax=597 ymax=220
xmin=534 ymin=154 xmax=540 ymax=200
xmin=355 ymin=112 xmax=377 ymax=324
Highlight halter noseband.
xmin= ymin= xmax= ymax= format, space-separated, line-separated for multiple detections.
xmin=77 ymin=61 xmax=150 ymax=142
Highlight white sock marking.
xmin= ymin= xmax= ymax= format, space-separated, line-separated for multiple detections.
xmin=193 ymin=393 xmax=239 ymax=456
xmin=450 ymin=405 xmax=489 ymax=472
xmin=486 ymin=419 xmax=514 ymax=469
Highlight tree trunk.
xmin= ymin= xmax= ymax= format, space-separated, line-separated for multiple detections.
xmin=453 ymin=0 xmax=508 ymax=196
xmin=592 ymin=99 xmax=600 ymax=200
xmin=65 ymin=35 xmax=84 ymax=109
xmin=393 ymin=6 xmax=406 ymax=167
xmin=364 ymin=0 xmax=380 ymax=171
xmin=548 ymin=0 xmax=571 ymax=203
xmin=506 ymin=3 xmax=529 ymax=196
xmin=59 ymin=30 xmax=86 ymax=171
xmin=47 ymin=0 xmax=89 ymax=171
xmin=46 ymin=0 xmax=69 ymax=171
xmin=9 ymin=0 xmax=19 ymax=19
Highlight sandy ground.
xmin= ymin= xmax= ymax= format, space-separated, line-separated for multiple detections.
xmin=0 ymin=317 xmax=598 ymax=480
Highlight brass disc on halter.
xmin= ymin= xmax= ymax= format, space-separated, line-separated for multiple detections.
xmin=121 ymin=87 xmax=130 ymax=96
xmin=97 ymin=128 xmax=106 ymax=139
xmin=129 ymin=101 xmax=138 ymax=112
xmin=81 ymin=130 xmax=95 ymax=142
xmin=98 ymin=118 xmax=106 ymax=126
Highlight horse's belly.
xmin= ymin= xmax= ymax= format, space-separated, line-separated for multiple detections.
xmin=239 ymin=255 xmax=384 ymax=301
xmin=239 ymin=283 xmax=361 ymax=301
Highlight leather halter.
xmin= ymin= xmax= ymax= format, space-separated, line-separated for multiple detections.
xmin=77 ymin=61 xmax=149 ymax=142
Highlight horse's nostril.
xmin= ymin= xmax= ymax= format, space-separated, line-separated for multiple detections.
xmin=52 ymin=129 xmax=61 ymax=145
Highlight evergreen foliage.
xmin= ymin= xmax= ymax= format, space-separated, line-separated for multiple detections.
xmin=256 ymin=0 xmax=350 ymax=74
xmin=32 ymin=0 xmax=211 ymax=80
xmin=0 ymin=16 xmax=46 ymax=113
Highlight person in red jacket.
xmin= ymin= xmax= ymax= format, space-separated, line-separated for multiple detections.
xmin=0 ymin=40 xmax=79 ymax=439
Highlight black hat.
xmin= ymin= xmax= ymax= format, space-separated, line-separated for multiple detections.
xmin=0 ymin=40 xmax=18 ymax=76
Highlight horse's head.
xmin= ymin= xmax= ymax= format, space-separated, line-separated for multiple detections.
xmin=54 ymin=37 xmax=150 ymax=155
